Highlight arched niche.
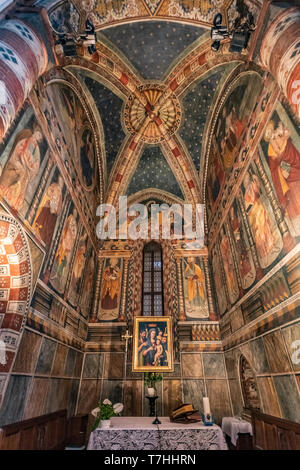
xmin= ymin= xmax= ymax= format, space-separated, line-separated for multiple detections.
xmin=239 ymin=354 xmax=261 ymax=413
xmin=0 ymin=212 xmax=32 ymax=408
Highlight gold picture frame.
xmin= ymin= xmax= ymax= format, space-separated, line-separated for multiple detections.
xmin=132 ymin=316 xmax=173 ymax=372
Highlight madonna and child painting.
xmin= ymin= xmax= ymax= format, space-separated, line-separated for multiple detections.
xmin=132 ymin=316 xmax=173 ymax=372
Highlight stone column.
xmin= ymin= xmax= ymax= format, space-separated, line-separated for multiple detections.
xmin=261 ymin=7 xmax=300 ymax=118
xmin=0 ymin=19 xmax=48 ymax=141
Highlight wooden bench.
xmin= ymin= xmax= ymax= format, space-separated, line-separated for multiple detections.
xmin=0 ymin=410 xmax=68 ymax=450
xmin=252 ymin=410 xmax=300 ymax=450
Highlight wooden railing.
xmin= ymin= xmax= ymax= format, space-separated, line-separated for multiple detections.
xmin=0 ymin=410 xmax=68 ymax=450
xmin=251 ymin=410 xmax=300 ymax=450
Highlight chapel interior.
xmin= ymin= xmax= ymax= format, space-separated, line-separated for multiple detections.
xmin=0 ymin=0 xmax=300 ymax=451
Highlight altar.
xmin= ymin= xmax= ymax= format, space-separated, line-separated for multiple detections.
xmin=87 ymin=417 xmax=228 ymax=451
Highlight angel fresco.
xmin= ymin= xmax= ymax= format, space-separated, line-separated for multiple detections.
xmin=98 ymin=258 xmax=122 ymax=321
xmin=214 ymin=74 xmax=263 ymax=173
xmin=80 ymin=252 xmax=95 ymax=318
xmin=228 ymin=202 xmax=256 ymax=290
xmin=79 ymin=127 xmax=95 ymax=190
xmin=49 ymin=207 xmax=78 ymax=294
xmin=0 ymin=125 xmax=43 ymax=211
xmin=33 ymin=173 xmax=64 ymax=248
xmin=243 ymin=169 xmax=282 ymax=269
xmin=68 ymin=232 xmax=88 ymax=306
xmin=182 ymin=257 xmax=209 ymax=319
xmin=219 ymin=225 xmax=239 ymax=305
xmin=263 ymin=118 xmax=300 ymax=238
xmin=211 ymin=246 xmax=227 ymax=315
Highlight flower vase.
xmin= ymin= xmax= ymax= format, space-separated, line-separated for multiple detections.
xmin=100 ymin=419 xmax=111 ymax=429
xmin=147 ymin=387 xmax=156 ymax=397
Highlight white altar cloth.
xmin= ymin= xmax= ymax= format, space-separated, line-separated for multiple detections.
xmin=87 ymin=417 xmax=228 ymax=450
xmin=221 ymin=417 xmax=253 ymax=446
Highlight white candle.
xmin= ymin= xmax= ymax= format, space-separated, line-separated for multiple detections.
xmin=203 ymin=397 xmax=211 ymax=416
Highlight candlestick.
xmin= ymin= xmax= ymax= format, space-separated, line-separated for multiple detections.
xmin=203 ymin=397 xmax=211 ymax=416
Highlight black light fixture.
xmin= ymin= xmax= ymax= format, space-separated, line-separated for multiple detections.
xmin=53 ymin=18 xmax=97 ymax=57
xmin=211 ymin=4 xmax=256 ymax=54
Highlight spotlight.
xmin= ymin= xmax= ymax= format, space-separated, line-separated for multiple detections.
xmin=210 ymin=7 xmax=255 ymax=54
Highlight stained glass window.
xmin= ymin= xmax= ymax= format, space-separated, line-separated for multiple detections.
xmin=142 ymin=242 xmax=164 ymax=316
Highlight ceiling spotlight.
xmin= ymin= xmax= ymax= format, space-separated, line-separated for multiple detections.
xmin=210 ymin=5 xmax=255 ymax=54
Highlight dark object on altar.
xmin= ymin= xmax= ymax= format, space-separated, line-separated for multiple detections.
xmin=170 ymin=403 xmax=201 ymax=424
xmin=146 ymin=395 xmax=158 ymax=417
xmin=202 ymin=413 xmax=215 ymax=427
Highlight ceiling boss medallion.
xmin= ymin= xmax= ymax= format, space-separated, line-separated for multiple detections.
xmin=124 ymin=84 xmax=181 ymax=144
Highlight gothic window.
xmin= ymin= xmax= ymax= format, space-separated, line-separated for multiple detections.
xmin=142 ymin=241 xmax=164 ymax=316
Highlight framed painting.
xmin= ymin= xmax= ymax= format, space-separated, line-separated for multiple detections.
xmin=132 ymin=316 xmax=173 ymax=372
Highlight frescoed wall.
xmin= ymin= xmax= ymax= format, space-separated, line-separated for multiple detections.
xmin=207 ymin=81 xmax=300 ymax=423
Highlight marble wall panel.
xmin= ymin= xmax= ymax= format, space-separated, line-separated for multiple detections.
xmin=181 ymin=353 xmax=203 ymax=378
xmin=273 ymin=375 xmax=300 ymax=423
xmin=0 ymin=375 xmax=32 ymax=426
xmin=206 ymin=379 xmax=232 ymax=425
xmin=263 ymin=331 xmax=291 ymax=373
xmin=82 ymin=353 xmax=103 ymax=379
xmin=13 ymin=330 xmax=42 ymax=374
xmin=257 ymin=376 xmax=281 ymax=418
xmin=182 ymin=379 xmax=206 ymax=413
xmin=124 ymin=380 xmax=143 ymax=416
xmin=162 ymin=380 xmax=183 ymax=416
xmin=23 ymin=377 xmax=49 ymax=419
xmin=35 ymin=338 xmax=57 ymax=375
xmin=103 ymin=353 xmax=124 ymax=379
xmin=77 ymin=379 xmax=101 ymax=415
xmin=51 ymin=344 xmax=68 ymax=376
xmin=202 ymin=353 xmax=226 ymax=378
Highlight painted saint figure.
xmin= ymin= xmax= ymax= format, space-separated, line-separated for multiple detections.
xmin=243 ymin=170 xmax=282 ymax=268
xmin=264 ymin=120 xmax=300 ymax=237
xmin=100 ymin=258 xmax=122 ymax=311
xmin=219 ymin=226 xmax=239 ymax=305
xmin=33 ymin=175 xmax=64 ymax=248
xmin=0 ymin=127 xmax=43 ymax=211
xmin=68 ymin=233 xmax=88 ymax=306
xmin=229 ymin=204 xmax=256 ymax=290
xmin=50 ymin=208 xmax=78 ymax=293
xmin=183 ymin=257 xmax=208 ymax=318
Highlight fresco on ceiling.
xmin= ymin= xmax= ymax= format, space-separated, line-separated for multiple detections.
xmin=98 ymin=257 xmax=123 ymax=321
xmin=49 ymin=0 xmax=248 ymax=31
xmin=49 ymin=203 xmax=79 ymax=294
xmin=68 ymin=230 xmax=88 ymax=307
xmin=228 ymin=200 xmax=256 ymax=290
xmin=211 ymin=245 xmax=227 ymax=316
xmin=219 ymin=224 xmax=239 ymax=305
xmin=206 ymin=73 xmax=263 ymax=209
xmin=216 ymin=74 xmax=263 ymax=172
xmin=207 ymin=138 xmax=226 ymax=205
xmin=80 ymin=248 xmax=96 ymax=319
xmin=241 ymin=164 xmax=283 ymax=270
xmin=46 ymin=83 xmax=96 ymax=191
xmin=33 ymin=168 xmax=65 ymax=249
xmin=260 ymin=102 xmax=300 ymax=239
xmin=100 ymin=21 xmax=205 ymax=80
xmin=127 ymin=146 xmax=184 ymax=199
xmin=83 ymin=75 xmax=125 ymax=178
xmin=182 ymin=256 xmax=209 ymax=319
xmin=0 ymin=107 xmax=48 ymax=217
xmin=179 ymin=70 xmax=222 ymax=173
